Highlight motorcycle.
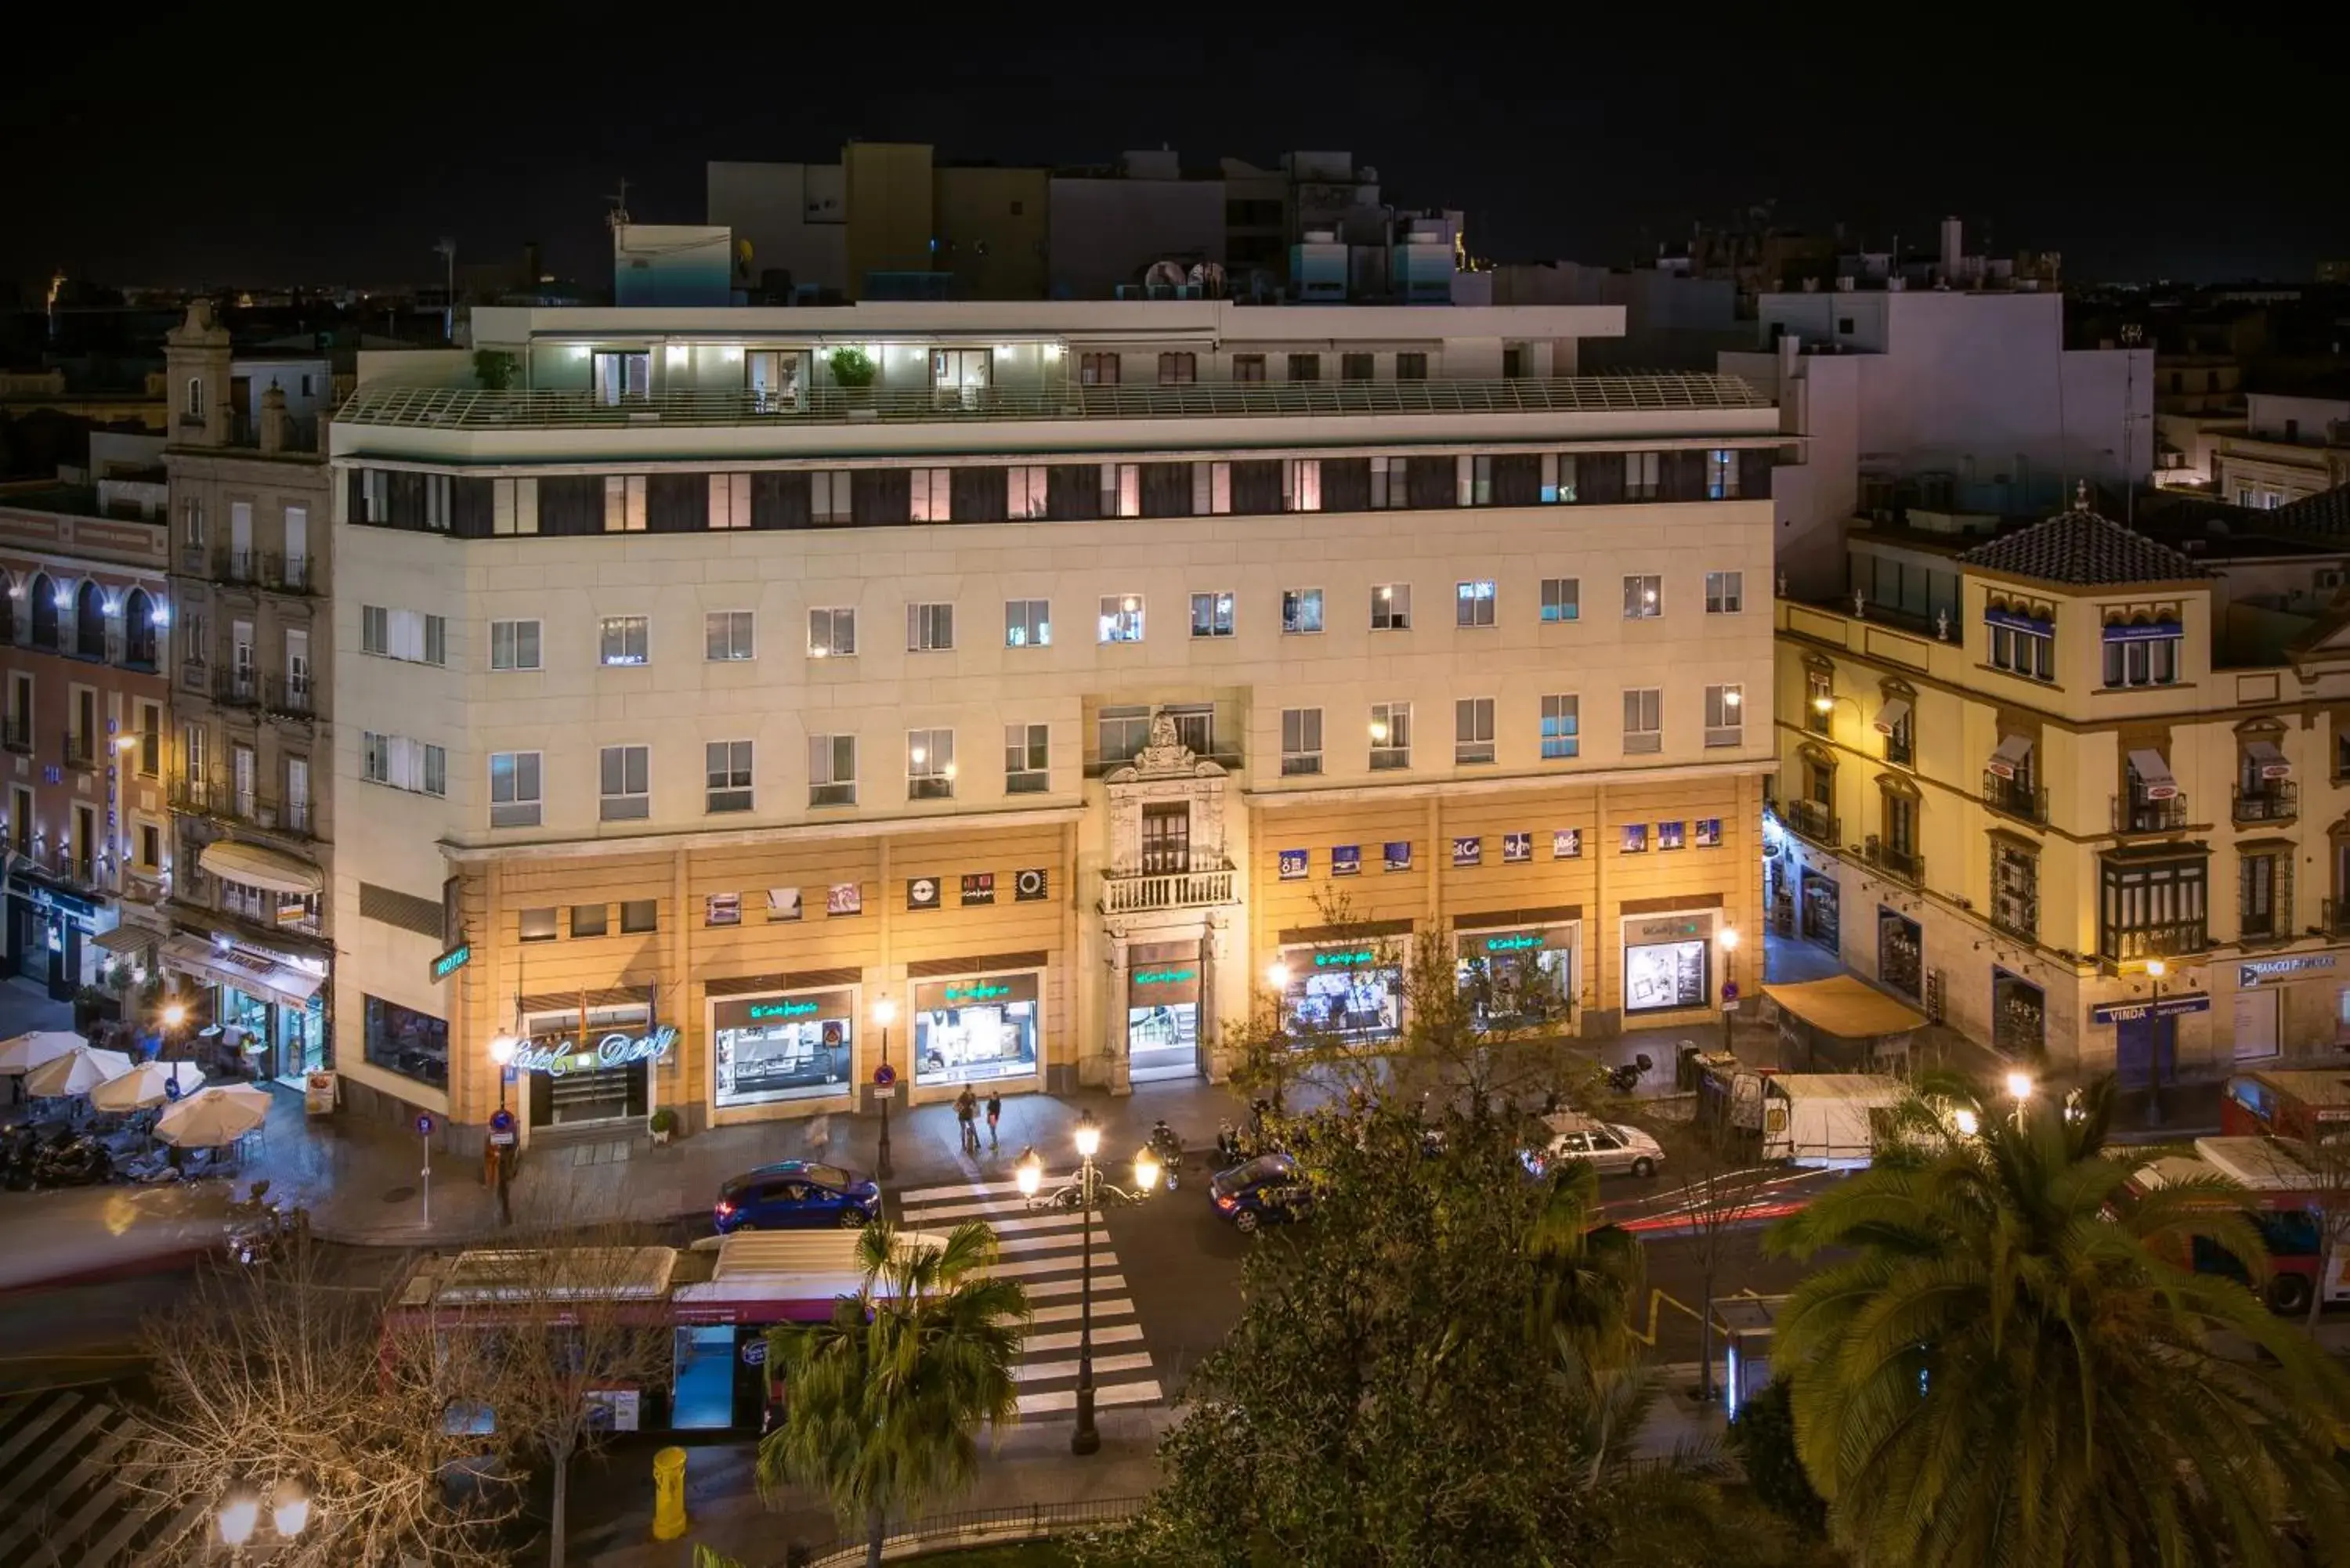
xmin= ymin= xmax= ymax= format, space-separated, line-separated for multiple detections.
xmin=1604 ymin=1053 xmax=1656 ymax=1097
xmin=226 ymin=1186 xmax=310 ymax=1266
xmin=1148 ymin=1120 xmax=1184 ymax=1191
xmin=1213 ymin=1120 xmax=1244 ymax=1166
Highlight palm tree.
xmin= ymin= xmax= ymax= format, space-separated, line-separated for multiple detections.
xmin=756 ymin=1219 xmax=1029 ymax=1568
xmin=1766 ymin=1080 xmax=2350 ymax=1568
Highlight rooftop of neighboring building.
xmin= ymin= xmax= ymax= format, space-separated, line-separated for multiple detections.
xmin=1957 ymin=495 xmax=2211 ymax=586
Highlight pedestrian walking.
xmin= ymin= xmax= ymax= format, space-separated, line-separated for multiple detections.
xmin=956 ymin=1087 xmax=979 ymax=1154
xmin=985 ymin=1090 xmax=1002 ymax=1149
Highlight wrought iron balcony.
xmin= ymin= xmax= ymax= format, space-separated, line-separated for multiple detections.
xmin=0 ymin=714 xmax=29 ymax=753
xmin=2100 ymin=921 xmax=2209 ymax=965
xmin=265 ymin=676 xmax=315 ymax=719
xmin=259 ymin=552 xmax=314 ymax=594
xmin=1989 ymin=899 xmax=2039 ymax=944
xmin=1864 ymin=839 xmax=1925 ymax=884
xmin=61 ymin=730 xmax=95 ymax=771
xmin=1982 ymin=771 xmax=2048 ymax=825
xmin=215 ymin=667 xmax=259 ymax=707
xmin=222 ymin=549 xmax=258 ymax=587
xmin=1884 ymin=732 xmax=1914 ymax=767
xmin=2112 ymin=792 xmax=2187 ymax=834
xmin=2232 ymin=780 xmax=2298 ymax=825
xmin=177 ymin=544 xmax=213 ymax=574
xmin=1100 ymin=862 xmax=1237 ymax=915
xmin=1781 ymin=798 xmax=1840 ymax=848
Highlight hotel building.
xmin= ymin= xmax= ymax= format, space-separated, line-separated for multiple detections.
xmin=326 ymin=302 xmax=1780 ymax=1144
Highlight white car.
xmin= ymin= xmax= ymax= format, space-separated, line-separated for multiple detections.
xmin=1525 ymin=1114 xmax=1665 ymax=1179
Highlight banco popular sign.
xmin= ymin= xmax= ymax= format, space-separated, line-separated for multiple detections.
xmin=512 ymin=1025 xmax=680 ymax=1076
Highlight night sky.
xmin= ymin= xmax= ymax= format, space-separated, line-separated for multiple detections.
xmin=9 ymin=14 xmax=2340 ymax=289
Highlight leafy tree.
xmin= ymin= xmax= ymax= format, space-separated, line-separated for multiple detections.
xmin=757 ymin=1221 xmax=1029 ymax=1568
xmin=1766 ymin=1079 xmax=2350 ymax=1568
xmin=1726 ymin=1377 xmax=1826 ymax=1539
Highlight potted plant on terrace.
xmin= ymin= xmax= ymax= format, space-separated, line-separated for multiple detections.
xmin=826 ymin=346 xmax=877 ymax=417
xmin=648 ymin=1105 xmax=678 ymax=1147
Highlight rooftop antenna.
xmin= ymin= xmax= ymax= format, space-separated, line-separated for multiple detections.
xmin=606 ymin=178 xmax=633 ymax=233
xmin=432 ymin=237 xmax=455 ymax=345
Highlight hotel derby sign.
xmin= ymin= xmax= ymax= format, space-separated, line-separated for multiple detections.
xmin=512 ymin=1025 xmax=681 ymax=1076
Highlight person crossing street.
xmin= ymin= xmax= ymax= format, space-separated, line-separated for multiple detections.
xmin=956 ymin=1086 xmax=980 ymax=1154
xmin=985 ymin=1090 xmax=1003 ymax=1149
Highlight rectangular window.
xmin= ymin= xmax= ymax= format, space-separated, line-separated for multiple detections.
xmin=1456 ymin=580 xmax=1496 ymax=627
xmin=908 ymin=468 xmax=953 ymax=523
xmin=1705 ymin=572 xmax=1744 ymax=614
xmin=1008 ymin=465 xmax=1050 ymax=519
xmin=362 ymin=731 xmax=388 ymax=785
xmin=1287 ymin=353 xmax=1321 ymax=382
xmin=598 ymin=744 xmax=650 ymax=820
xmin=1541 ymin=695 xmax=1580 ymax=760
xmin=705 ymin=610 xmax=754 ymax=662
xmin=489 ymin=750 xmax=542 ymax=828
xmin=1079 ymin=352 xmax=1119 ymax=386
xmin=1157 ymin=352 xmax=1197 ymax=385
xmin=708 ymin=471 xmax=752 ymax=529
xmin=2098 ymin=856 xmax=2208 ymax=963
xmin=1371 ymin=583 xmax=1412 ymax=630
xmin=1623 ymin=688 xmax=1662 ymax=753
xmin=359 ymin=607 xmax=436 ymax=662
xmin=1283 ymin=457 xmax=1321 ymax=512
xmin=490 ymin=619 xmax=541 ymax=671
xmin=808 ymin=607 xmax=857 ymax=658
xmin=1625 ymin=451 xmax=1661 ymax=500
xmin=364 ymin=732 xmax=443 ymax=795
xmin=136 ymin=700 xmax=161 ymax=777
xmin=1099 ymin=595 xmax=1145 ymax=644
xmin=808 ymin=734 xmax=857 ymax=807
xmin=1707 ymin=449 xmax=1741 ymax=499
xmin=706 ymin=739 xmax=754 ymax=813
xmin=1005 ymin=723 xmax=1050 ymax=793
xmin=1282 ymin=588 xmax=1324 ymax=634
xmin=1281 ymin=707 xmax=1324 ymax=775
xmin=1098 ymin=706 xmax=1150 ymax=766
xmin=1232 ymin=354 xmax=1267 ymax=383
xmin=1542 ymin=453 xmax=1579 ymax=504
xmin=1189 ymin=591 xmax=1235 ymax=638
xmin=1623 ymin=575 xmax=1662 ymax=620
xmin=906 ymin=602 xmax=956 ymax=652
xmin=598 ymin=615 xmax=649 ymax=667
xmin=1341 ymin=352 xmax=1374 ymax=381
xmin=1705 ymin=684 xmax=1744 ymax=746
xmin=1005 ymin=598 xmax=1050 ymax=648
xmin=811 ymin=471 xmax=851 ymax=524
xmin=1455 ymin=697 xmax=1496 ymax=765
xmin=1194 ymin=460 xmax=1232 ymax=515
xmin=1395 ymin=352 xmax=1428 ymax=381
xmin=1371 ymin=455 xmax=1410 ymax=509
xmin=519 ymin=907 xmax=558 ymax=943
xmin=620 ymin=899 xmax=658 ymax=935
xmin=1992 ymin=844 xmax=2039 ymax=939
xmin=1103 ymin=462 xmax=1141 ymax=518
xmin=2104 ymin=632 xmax=2183 ymax=689
xmin=1541 ymin=578 xmax=1581 ymax=623
xmin=572 ymin=903 xmax=608 ymax=938
xmin=1370 ymin=703 xmax=1412 ymax=770
xmin=908 ymin=728 xmax=956 ymax=800
xmin=1466 ymin=454 xmax=1493 ymax=506
xmin=362 ymin=604 xmax=388 ymax=656
xmin=603 ymin=474 xmax=647 ymax=532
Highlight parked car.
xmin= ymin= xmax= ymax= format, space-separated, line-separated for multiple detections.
xmin=1524 ymin=1113 xmax=1666 ymax=1180
xmin=1209 ymin=1153 xmax=1312 ymax=1234
xmin=714 ymin=1160 xmax=881 ymax=1233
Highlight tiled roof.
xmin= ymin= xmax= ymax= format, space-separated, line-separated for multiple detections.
xmin=1958 ymin=499 xmax=2210 ymax=586
xmin=2269 ymin=483 xmax=2350 ymax=540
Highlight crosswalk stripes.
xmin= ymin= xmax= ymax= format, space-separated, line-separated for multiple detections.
xmin=0 ymin=1386 xmax=202 ymax=1566
xmin=894 ymin=1178 xmax=1166 ymax=1419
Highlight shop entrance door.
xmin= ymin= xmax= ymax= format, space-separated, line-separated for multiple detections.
xmin=1127 ymin=938 xmax=1204 ymax=1082
xmin=671 ymin=1326 xmax=738 ymax=1430
xmin=2116 ymin=1016 xmax=2176 ymax=1092
xmin=2232 ymin=988 xmax=2280 ymax=1062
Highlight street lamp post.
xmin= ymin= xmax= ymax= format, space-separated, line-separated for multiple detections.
xmin=487 ymin=1032 xmax=518 ymax=1226
xmin=872 ymin=996 xmax=897 ymax=1181
xmin=2143 ymin=959 xmax=2169 ymax=1126
xmin=1018 ymin=1117 xmax=1159 ymax=1458
xmin=1718 ymin=924 xmax=1741 ymax=1052
xmin=218 ymin=1479 xmax=309 ymax=1563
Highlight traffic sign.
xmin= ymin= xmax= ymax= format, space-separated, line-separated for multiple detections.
xmin=873 ymin=1062 xmax=897 ymax=1089
xmin=415 ymin=1113 xmax=436 ymax=1136
xmin=490 ymin=1107 xmax=515 ymax=1133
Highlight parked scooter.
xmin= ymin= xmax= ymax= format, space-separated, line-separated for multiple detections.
xmin=1148 ymin=1119 xmax=1184 ymax=1191
xmin=226 ymin=1182 xmax=309 ymax=1266
xmin=1604 ymin=1053 xmax=1656 ymax=1097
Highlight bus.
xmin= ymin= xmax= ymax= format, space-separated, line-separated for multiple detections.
xmin=2123 ymin=1136 xmax=2343 ymax=1316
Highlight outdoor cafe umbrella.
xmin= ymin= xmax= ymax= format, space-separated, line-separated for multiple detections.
xmin=154 ymin=1084 xmax=273 ymax=1149
xmin=0 ymin=1030 xmax=83 ymax=1077
xmin=24 ymin=1046 xmax=133 ymax=1099
xmin=89 ymin=1060 xmax=206 ymax=1113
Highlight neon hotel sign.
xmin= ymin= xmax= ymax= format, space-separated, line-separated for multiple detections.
xmin=512 ymin=1025 xmax=681 ymax=1076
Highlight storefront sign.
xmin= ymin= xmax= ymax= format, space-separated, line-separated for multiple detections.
xmin=707 ymin=893 xmax=741 ymax=927
xmin=960 ymin=873 xmax=995 ymax=906
xmin=1502 ymin=833 xmax=1531 ymax=863
xmin=1313 ymin=947 xmax=1378 ymax=968
xmin=1015 ymin=869 xmax=1050 ymax=901
xmin=1658 ymin=821 xmax=1687 ymax=851
xmin=1278 ymin=849 xmax=1309 ymax=880
xmin=2090 ymin=993 xmax=2214 ymax=1024
xmin=512 ymin=1024 xmax=680 ymax=1075
xmin=827 ymin=883 xmax=862 ymax=916
xmin=747 ymin=999 xmax=821 ymax=1020
xmin=1482 ymin=932 xmax=1548 ymax=954
xmin=429 ymin=943 xmax=472 ymax=982
xmin=1621 ymin=825 xmax=1649 ymax=854
xmin=943 ymin=981 xmax=1013 ymax=1004
xmin=907 ymin=878 xmax=941 ymax=911
xmin=1452 ymin=837 xmax=1481 ymax=868
xmin=20 ymin=880 xmax=98 ymax=933
xmin=2240 ymin=956 xmax=2337 ymax=986
xmin=1695 ymin=818 xmax=1722 ymax=848
xmin=1383 ymin=841 xmax=1412 ymax=872
xmin=1133 ymin=966 xmax=1197 ymax=986
xmin=741 ymin=1338 xmax=768 ymax=1367
xmin=767 ymin=887 xmax=803 ymax=922
xmin=2102 ymin=620 xmax=2183 ymax=643
xmin=1331 ymin=845 xmax=1361 ymax=876
xmin=1553 ymin=829 xmax=1582 ymax=860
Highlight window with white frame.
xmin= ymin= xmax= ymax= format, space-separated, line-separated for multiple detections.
xmin=1707 ymin=450 xmax=1741 ymax=499
xmin=705 ymin=610 xmax=754 ymax=662
xmin=1099 ymin=595 xmax=1145 ymax=644
xmin=1457 ymin=580 xmax=1496 ymax=628
xmin=1007 ymin=465 xmax=1050 ymax=519
xmin=808 ymin=606 xmax=857 ymax=658
xmin=706 ymin=739 xmax=754 ymax=812
xmin=1370 ymin=455 xmax=1406 ymax=508
xmin=1282 ymin=588 xmax=1324 ymax=634
xmin=811 ymin=471 xmax=851 ymax=524
xmin=1190 ymin=591 xmax=1235 ymax=638
xmin=708 ymin=472 xmax=752 ymax=529
xmin=1540 ymin=695 xmax=1579 ymax=760
xmin=908 ymin=728 xmax=956 ymax=800
xmin=1705 ymin=572 xmax=1743 ymax=615
xmin=1370 ymin=702 xmax=1412 ymax=770
xmin=598 ymin=744 xmax=650 ymax=820
xmin=1622 ymin=688 xmax=1662 ymax=753
xmin=603 ymin=475 xmax=647 ymax=532
xmin=1005 ymin=598 xmax=1050 ymax=648
xmin=1455 ymin=697 xmax=1496 ymax=764
xmin=1284 ymin=458 xmax=1321 ymax=512
xmin=362 ymin=606 xmax=445 ymax=664
xmin=490 ymin=618 xmax=541 ymax=671
xmin=906 ymin=602 xmax=956 ymax=652
xmin=1704 ymin=684 xmax=1744 ymax=746
xmin=1625 ymin=451 xmax=1661 ymax=500
xmin=1166 ymin=703 xmax=1214 ymax=757
xmin=1371 ymin=583 xmax=1412 ymax=630
xmin=1542 ymin=578 xmax=1580 ymax=623
xmin=1098 ymin=706 xmax=1152 ymax=764
xmin=1004 ymin=723 xmax=1049 ymax=793
xmin=489 ymin=750 xmax=541 ymax=827
xmin=1282 ymin=707 xmax=1323 ymax=775
xmin=1622 ymin=575 xmax=1661 ymax=620
xmin=909 ymin=468 xmax=953 ymax=522
xmin=808 ymin=734 xmax=856 ymax=807
xmin=363 ymin=732 xmax=446 ymax=796
xmin=598 ymin=615 xmax=649 ymax=666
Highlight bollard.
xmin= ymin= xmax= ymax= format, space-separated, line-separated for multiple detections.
xmin=652 ymin=1445 xmax=689 ymax=1541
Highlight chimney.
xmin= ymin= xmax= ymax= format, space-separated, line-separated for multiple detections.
xmin=259 ymin=383 xmax=288 ymax=454
xmin=1940 ymin=215 xmax=1962 ymax=281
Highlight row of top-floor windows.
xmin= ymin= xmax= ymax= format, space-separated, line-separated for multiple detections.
xmin=347 ymin=449 xmax=1772 ymax=538
xmin=1976 ymin=600 xmax=2185 ymax=692
xmin=0 ymin=571 xmax=165 ymax=670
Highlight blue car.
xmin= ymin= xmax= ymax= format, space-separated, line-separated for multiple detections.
xmin=714 ymin=1161 xmax=880 ymax=1233
xmin=1209 ymin=1153 xmax=1311 ymax=1234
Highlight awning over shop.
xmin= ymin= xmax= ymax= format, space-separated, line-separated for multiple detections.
xmin=197 ymin=841 xmax=324 ymax=897
xmin=2245 ymin=739 xmax=2290 ymax=779
xmin=1872 ymin=699 xmax=1911 ymax=735
xmin=1987 ymin=733 xmax=2033 ymax=779
xmin=1762 ymin=976 xmax=1928 ymax=1039
xmin=2128 ymin=749 xmax=2179 ymax=800
xmin=160 ymin=933 xmax=326 ymax=1010
xmin=92 ymin=924 xmax=157 ymax=956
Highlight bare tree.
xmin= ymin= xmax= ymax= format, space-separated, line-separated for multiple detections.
xmin=133 ymin=1237 xmax=515 ymax=1566
xmin=1668 ymin=1133 xmax=1779 ymax=1405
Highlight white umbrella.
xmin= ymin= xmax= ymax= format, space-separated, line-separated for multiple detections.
xmin=24 ymin=1046 xmax=134 ymax=1098
xmin=0 ymin=1030 xmax=84 ymax=1076
xmin=154 ymin=1084 xmax=273 ymax=1148
xmin=89 ymin=1060 xmax=206 ymax=1113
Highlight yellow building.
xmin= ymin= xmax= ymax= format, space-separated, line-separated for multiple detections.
xmin=1775 ymin=493 xmax=2350 ymax=1085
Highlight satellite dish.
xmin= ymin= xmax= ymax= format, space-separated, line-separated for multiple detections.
xmin=1144 ymin=259 xmax=1188 ymax=290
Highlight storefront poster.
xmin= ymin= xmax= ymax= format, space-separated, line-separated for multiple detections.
xmin=1452 ymin=836 xmax=1481 ymax=868
xmin=1695 ymin=818 xmax=1721 ymax=848
xmin=826 ymin=883 xmax=862 ymax=916
xmin=1625 ymin=938 xmax=1707 ymax=1013
xmin=714 ymin=991 xmax=854 ymax=1107
xmin=912 ymin=971 xmax=1042 ymax=1085
xmin=1278 ymin=849 xmax=1309 ymax=881
xmin=1502 ymin=833 xmax=1531 ymax=863
xmin=1384 ymin=841 xmax=1413 ymax=872
xmin=767 ymin=887 xmax=802 ymax=922
xmin=1331 ymin=845 xmax=1361 ymax=877
xmin=1621 ymin=825 xmax=1648 ymax=854
xmin=1658 ymin=821 xmax=1686 ymax=851
xmin=1283 ymin=948 xmax=1403 ymax=1044
xmin=706 ymin=893 xmax=741 ymax=927
xmin=1553 ymin=829 xmax=1582 ymax=860
xmin=1015 ymin=869 xmax=1050 ymax=901
xmin=906 ymin=877 xmax=941 ymax=911
xmin=585 ymin=1389 xmax=641 ymax=1433
xmin=960 ymin=873 xmax=996 ymax=906
xmin=1457 ymin=930 xmax=1574 ymax=1030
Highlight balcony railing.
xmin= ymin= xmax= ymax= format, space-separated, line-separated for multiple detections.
xmin=1101 ymin=864 xmax=1236 ymax=915
xmin=0 ymin=714 xmax=29 ymax=753
xmin=177 ymin=544 xmax=212 ymax=574
xmin=61 ymin=730 xmax=95 ymax=771
xmin=171 ymin=778 xmax=220 ymax=815
xmin=222 ymin=549 xmax=258 ymax=586
xmin=2232 ymin=780 xmax=2298 ymax=824
xmin=1884 ymin=732 xmax=1914 ymax=767
xmin=2102 ymin=921 xmax=2209 ymax=964
xmin=2112 ymin=793 xmax=2188 ymax=834
xmin=1782 ymin=798 xmax=1840 ymax=848
xmin=335 ymin=372 xmax=1774 ymax=433
xmin=215 ymin=667 xmax=259 ymax=707
xmin=1982 ymin=771 xmax=2049 ymax=825
xmin=259 ymin=552 xmax=314 ymax=594
xmin=1989 ymin=898 xmax=2039 ymax=944
xmin=1864 ymin=840 xmax=1925 ymax=883
xmin=266 ymin=676 xmax=315 ymax=718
